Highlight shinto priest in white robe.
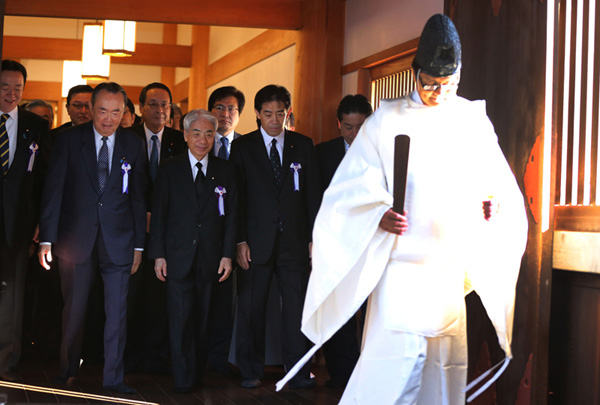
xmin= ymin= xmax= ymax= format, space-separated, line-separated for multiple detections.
xmin=276 ymin=91 xmax=528 ymax=404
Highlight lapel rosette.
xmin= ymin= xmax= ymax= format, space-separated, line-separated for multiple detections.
xmin=290 ymin=162 xmax=302 ymax=191
xmin=214 ymin=186 xmax=226 ymax=216
xmin=121 ymin=159 xmax=131 ymax=194
xmin=27 ymin=141 xmax=39 ymax=172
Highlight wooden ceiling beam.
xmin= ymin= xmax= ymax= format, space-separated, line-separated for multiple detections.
xmin=5 ymin=0 xmax=303 ymax=30
xmin=3 ymin=36 xmax=191 ymax=67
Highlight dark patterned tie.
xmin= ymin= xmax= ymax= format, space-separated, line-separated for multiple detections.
xmin=0 ymin=114 xmax=10 ymax=176
xmin=218 ymin=136 xmax=229 ymax=160
xmin=149 ymin=134 xmax=159 ymax=183
xmin=270 ymin=138 xmax=282 ymax=188
xmin=195 ymin=162 xmax=205 ymax=197
xmin=98 ymin=137 xmax=109 ymax=194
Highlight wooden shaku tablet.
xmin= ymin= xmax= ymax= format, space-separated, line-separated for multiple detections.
xmin=393 ymin=134 xmax=410 ymax=214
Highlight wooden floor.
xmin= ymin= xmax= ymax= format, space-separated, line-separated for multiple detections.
xmin=0 ymin=359 xmax=344 ymax=404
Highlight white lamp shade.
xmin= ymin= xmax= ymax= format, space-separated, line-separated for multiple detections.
xmin=82 ymin=23 xmax=110 ymax=80
xmin=103 ymin=20 xmax=136 ymax=57
xmin=61 ymin=61 xmax=87 ymax=98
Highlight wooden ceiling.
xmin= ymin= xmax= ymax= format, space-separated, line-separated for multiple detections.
xmin=5 ymin=0 xmax=304 ymax=30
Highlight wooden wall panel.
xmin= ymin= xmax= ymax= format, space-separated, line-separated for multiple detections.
xmin=446 ymin=1 xmax=550 ymax=403
xmin=206 ymin=30 xmax=297 ymax=88
xmin=549 ymin=270 xmax=600 ymax=404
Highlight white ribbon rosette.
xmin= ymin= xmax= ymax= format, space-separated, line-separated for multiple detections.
xmin=27 ymin=141 xmax=38 ymax=172
xmin=290 ymin=162 xmax=302 ymax=191
xmin=214 ymin=186 xmax=226 ymax=216
xmin=121 ymin=160 xmax=131 ymax=194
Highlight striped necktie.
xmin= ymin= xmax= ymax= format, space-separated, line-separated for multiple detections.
xmin=0 ymin=114 xmax=10 ymax=175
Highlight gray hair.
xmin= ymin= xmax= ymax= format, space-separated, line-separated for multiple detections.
xmin=183 ymin=109 xmax=218 ymax=132
xmin=24 ymin=99 xmax=54 ymax=122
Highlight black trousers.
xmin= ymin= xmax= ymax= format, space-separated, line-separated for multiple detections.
xmin=167 ymin=256 xmax=216 ymax=390
xmin=58 ymin=231 xmax=131 ymax=387
xmin=125 ymin=248 xmax=169 ymax=373
xmin=0 ymin=240 xmax=29 ymax=376
xmin=235 ymin=233 xmax=311 ymax=382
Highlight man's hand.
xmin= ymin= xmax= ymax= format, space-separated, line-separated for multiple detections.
xmin=237 ymin=242 xmax=251 ymax=270
xmin=218 ymin=257 xmax=233 ymax=282
xmin=482 ymin=199 xmax=498 ymax=221
xmin=38 ymin=244 xmax=52 ymax=270
xmin=32 ymin=225 xmax=39 ymax=243
xmin=379 ymin=209 xmax=409 ymax=235
xmin=131 ymin=250 xmax=142 ymax=275
xmin=155 ymin=258 xmax=167 ymax=281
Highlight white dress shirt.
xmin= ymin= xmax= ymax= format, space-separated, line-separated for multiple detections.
xmin=260 ymin=127 xmax=284 ymax=164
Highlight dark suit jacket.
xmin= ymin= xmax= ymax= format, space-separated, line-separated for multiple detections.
xmin=39 ymin=121 xmax=147 ymax=265
xmin=128 ymin=124 xmax=186 ymax=209
xmin=128 ymin=124 xmax=186 ymax=165
xmin=212 ymin=132 xmax=241 ymax=157
xmin=48 ymin=121 xmax=73 ymax=149
xmin=229 ymin=129 xmax=321 ymax=265
xmin=315 ymin=136 xmax=346 ymax=190
xmin=148 ymin=153 xmax=237 ymax=282
xmin=1 ymin=107 xmax=49 ymax=248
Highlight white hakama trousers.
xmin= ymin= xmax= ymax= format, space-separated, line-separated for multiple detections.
xmin=339 ymin=267 xmax=468 ymax=405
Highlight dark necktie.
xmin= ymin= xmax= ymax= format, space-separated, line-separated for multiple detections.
xmin=218 ymin=136 xmax=229 ymax=160
xmin=98 ymin=137 xmax=109 ymax=194
xmin=149 ymin=134 xmax=159 ymax=183
xmin=195 ymin=161 xmax=205 ymax=197
xmin=0 ymin=114 xmax=10 ymax=175
xmin=270 ymin=138 xmax=282 ymax=188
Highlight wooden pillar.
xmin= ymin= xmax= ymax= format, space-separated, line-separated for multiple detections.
xmin=188 ymin=25 xmax=209 ymax=110
xmin=0 ymin=0 xmax=4 ymax=58
xmin=161 ymin=24 xmax=177 ymax=96
xmin=293 ymin=0 xmax=345 ymax=143
xmin=447 ymin=1 xmax=551 ymax=403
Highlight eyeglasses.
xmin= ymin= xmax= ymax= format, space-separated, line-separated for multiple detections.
xmin=213 ymin=105 xmax=239 ymax=114
xmin=69 ymin=102 xmax=91 ymax=111
xmin=417 ymin=69 xmax=459 ymax=92
xmin=145 ymin=102 xmax=172 ymax=111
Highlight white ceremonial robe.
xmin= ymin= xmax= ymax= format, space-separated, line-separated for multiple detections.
xmin=276 ymin=92 xmax=528 ymax=403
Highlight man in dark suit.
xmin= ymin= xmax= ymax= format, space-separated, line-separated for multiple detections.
xmin=0 ymin=60 xmax=49 ymax=382
xmin=149 ymin=109 xmax=237 ymax=393
xmin=209 ymin=86 xmax=245 ymax=159
xmin=49 ymin=85 xmax=94 ymax=141
xmin=315 ymin=94 xmax=372 ymax=388
xmin=125 ymin=82 xmax=186 ymax=374
xmin=230 ymin=84 xmax=321 ymax=389
xmin=206 ymin=85 xmax=245 ymax=374
xmin=128 ymin=82 xmax=186 ymax=184
xmin=38 ymin=82 xmax=147 ymax=394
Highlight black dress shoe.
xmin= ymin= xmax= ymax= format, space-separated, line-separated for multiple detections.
xmin=211 ymin=362 xmax=233 ymax=376
xmin=289 ymin=378 xmax=316 ymax=390
xmin=0 ymin=370 xmax=20 ymax=383
xmin=324 ymin=378 xmax=348 ymax=388
xmin=173 ymin=386 xmax=192 ymax=394
xmin=241 ymin=378 xmax=261 ymax=388
xmin=103 ymin=382 xmax=137 ymax=394
xmin=51 ymin=375 xmax=76 ymax=387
